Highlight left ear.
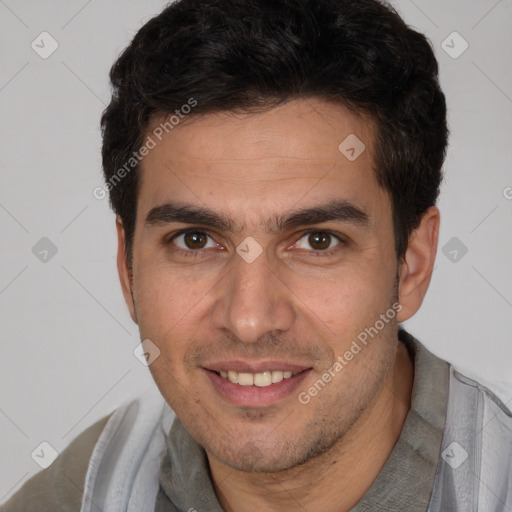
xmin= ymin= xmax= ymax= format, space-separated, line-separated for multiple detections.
xmin=397 ymin=206 xmax=440 ymax=322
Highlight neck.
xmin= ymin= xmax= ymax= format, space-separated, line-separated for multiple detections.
xmin=208 ymin=341 xmax=414 ymax=512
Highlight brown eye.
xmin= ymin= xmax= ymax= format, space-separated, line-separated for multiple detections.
xmin=308 ymin=232 xmax=331 ymax=250
xmin=184 ymin=231 xmax=207 ymax=249
xmin=173 ymin=230 xmax=215 ymax=250
xmin=294 ymin=231 xmax=342 ymax=252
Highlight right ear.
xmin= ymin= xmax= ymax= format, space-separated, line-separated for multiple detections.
xmin=116 ymin=216 xmax=138 ymax=324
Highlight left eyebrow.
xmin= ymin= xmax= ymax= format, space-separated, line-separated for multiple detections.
xmin=269 ymin=199 xmax=370 ymax=232
xmin=144 ymin=198 xmax=370 ymax=232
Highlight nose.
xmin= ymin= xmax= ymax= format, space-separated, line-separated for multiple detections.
xmin=210 ymin=249 xmax=296 ymax=344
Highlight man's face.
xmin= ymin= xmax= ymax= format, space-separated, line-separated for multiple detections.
xmin=124 ymin=99 xmax=404 ymax=472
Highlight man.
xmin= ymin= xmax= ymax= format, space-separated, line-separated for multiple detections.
xmin=2 ymin=0 xmax=511 ymax=510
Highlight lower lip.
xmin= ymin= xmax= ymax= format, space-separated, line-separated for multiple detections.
xmin=203 ymin=369 xmax=312 ymax=407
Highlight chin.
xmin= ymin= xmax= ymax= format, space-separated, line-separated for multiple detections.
xmin=209 ymin=430 xmax=341 ymax=474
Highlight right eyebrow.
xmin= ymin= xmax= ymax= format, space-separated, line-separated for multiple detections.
xmin=144 ymin=203 xmax=235 ymax=231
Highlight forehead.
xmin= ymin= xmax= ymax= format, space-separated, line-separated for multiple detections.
xmin=136 ymin=98 xmax=387 ymax=222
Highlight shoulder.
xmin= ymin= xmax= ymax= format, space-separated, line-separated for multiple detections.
xmin=0 ymin=413 xmax=112 ymax=512
xmin=451 ymin=366 xmax=512 ymax=419
xmin=79 ymin=387 xmax=172 ymax=512
xmin=428 ymin=367 xmax=512 ymax=508
xmin=0 ymin=387 xmax=170 ymax=512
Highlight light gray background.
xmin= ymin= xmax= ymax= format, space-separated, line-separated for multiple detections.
xmin=0 ymin=0 xmax=511 ymax=502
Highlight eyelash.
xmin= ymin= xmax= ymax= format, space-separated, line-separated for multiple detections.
xmin=166 ymin=228 xmax=346 ymax=258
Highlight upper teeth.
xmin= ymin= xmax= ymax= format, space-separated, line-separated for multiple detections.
xmin=219 ymin=370 xmax=298 ymax=387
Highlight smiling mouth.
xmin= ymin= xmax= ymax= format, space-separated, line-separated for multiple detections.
xmin=213 ymin=370 xmax=301 ymax=387
xmin=204 ymin=366 xmax=312 ymax=406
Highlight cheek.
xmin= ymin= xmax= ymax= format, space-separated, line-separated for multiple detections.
xmin=287 ymin=264 xmax=393 ymax=334
xmin=132 ymin=258 xmax=218 ymax=344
